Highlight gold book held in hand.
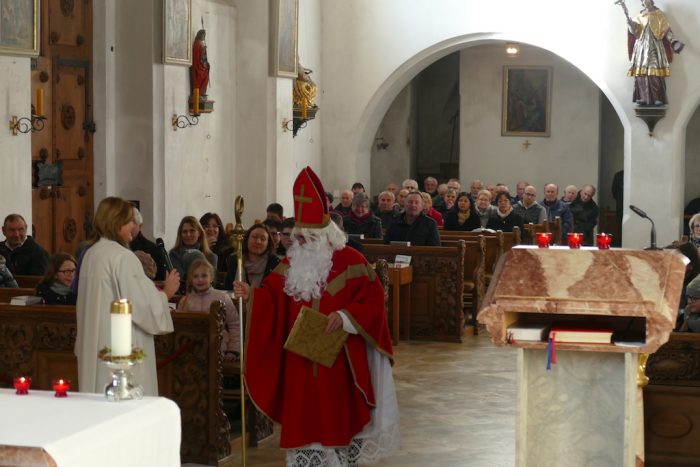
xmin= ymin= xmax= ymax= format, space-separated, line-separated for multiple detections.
xmin=284 ymin=306 xmax=349 ymax=368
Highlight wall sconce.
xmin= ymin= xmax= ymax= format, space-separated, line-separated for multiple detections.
xmin=171 ymin=113 xmax=199 ymax=130
xmin=375 ymin=137 xmax=389 ymax=150
xmin=9 ymin=88 xmax=46 ymax=135
xmin=281 ymin=105 xmax=319 ymax=137
xmin=506 ymin=42 xmax=520 ymax=57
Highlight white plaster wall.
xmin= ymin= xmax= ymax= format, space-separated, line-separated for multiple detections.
xmin=319 ymin=0 xmax=700 ymax=247
xmin=232 ymin=0 xmax=278 ymax=227
xmin=684 ymin=106 xmax=700 ymax=208
xmin=290 ymin=0 xmax=322 ymax=209
xmin=93 ymin=0 xmax=237 ymax=245
xmin=599 ymin=96 xmax=624 ymax=213
xmin=460 ymin=45 xmax=600 ymax=198
xmin=370 ymin=86 xmax=412 ymax=196
xmin=0 ymin=56 xmax=32 ymax=233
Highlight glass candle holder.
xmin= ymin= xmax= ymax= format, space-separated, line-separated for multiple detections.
xmin=597 ymin=233 xmax=613 ymax=250
xmin=536 ymin=232 xmax=552 ymax=248
xmin=567 ymin=233 xmax=583 ymax=249
xmin=13 ymin=376 xmax=31 ymax=395
xmin=53 ymin=379 xmax=70 ymax=397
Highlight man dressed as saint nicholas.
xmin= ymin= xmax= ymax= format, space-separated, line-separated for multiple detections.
xmin=234 ymin=166 xmax=400 ymax=466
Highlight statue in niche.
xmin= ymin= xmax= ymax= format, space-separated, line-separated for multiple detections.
xmin=616 ymin=0 xmax=684 ymax=106
xmin=293 ymin=61 xmax=318 ymax=118
xmin=189 ymin=28 xmax=215 ymax=114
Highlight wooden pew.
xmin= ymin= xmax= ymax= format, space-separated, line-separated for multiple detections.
xmin=363 ymin=242 xmax=466 ymax=342
xmin=439 ymin=238 xmax=486 ymax=334
xmin=14 ymin=275 xmax=42 ymax=289
xmin=0 ymin=302 xmax=235 ymax=466
xmin=0 ymin=287 xmax=37 ymax=303
xmin=644 ymin=332 xmax=700 ymax=466
xmin=440 ymin=228 xmax=520 ymax=285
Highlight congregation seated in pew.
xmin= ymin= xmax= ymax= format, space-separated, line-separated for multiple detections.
xmin=0 ymin=214 xmax=50 ymax=276
xmin=343 ymin=192 xmax=383 ymax=239
xmin=384 ymin=192 xmax=440 ymax=246
xmin=444 ymin=191 xmax=481 ymax=231
xmin=36 ymin=252 xmax=77 ymax=305
xmin=485 ymin=192 xmax=524 ymax=233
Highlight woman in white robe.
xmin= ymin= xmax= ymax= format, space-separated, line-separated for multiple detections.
xmin=75 ymin=197 xmax=180 ymax=396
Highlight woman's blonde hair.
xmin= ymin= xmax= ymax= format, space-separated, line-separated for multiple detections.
xmin=172 ymin=216 xmax=213 ymax=256
xmin=185 ymin=258 xmax=215 ymax=293
xmin=90 ymin=197 xmax=134 ymax=246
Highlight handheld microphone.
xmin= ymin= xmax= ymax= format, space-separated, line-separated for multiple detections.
xmin=156 ymin=238 xmax=174 ymax=271
xmin=629 ymin=205 xmax=648 ymax=219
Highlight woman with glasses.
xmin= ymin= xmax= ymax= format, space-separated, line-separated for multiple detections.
xmin=36 ymin=252 xmax=78 ymax=305
xmin=689 ymin=213 xmax=700 ymax=248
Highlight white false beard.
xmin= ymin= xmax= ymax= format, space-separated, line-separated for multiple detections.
xmin=284 ymin=237 xmax=334 ymax=302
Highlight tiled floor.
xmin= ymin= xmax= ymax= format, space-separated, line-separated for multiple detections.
xmin=213 ymin=335 xmax=518 ymax=467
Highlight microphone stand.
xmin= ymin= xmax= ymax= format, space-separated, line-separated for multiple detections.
xmin=629 ymin=205 xmax=662 ymax=250
xmin=232 ymin=196 xmax=247 ymax=466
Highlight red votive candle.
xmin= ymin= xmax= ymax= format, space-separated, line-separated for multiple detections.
xmin=597 ymin=233 xmax=612 ymax=250
xmin=567 ymin=233 xmax=583 ymax=249
xmin=52 ymin=379 xmax=70 ymax=397
xmin=13 ymin=376 xmax=31 ymax=395
xmin=536 ymin=232 xmax=552 ymax=248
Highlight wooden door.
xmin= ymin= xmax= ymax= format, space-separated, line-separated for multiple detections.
xmin=32 ymin=0 xmax=93 ymax=256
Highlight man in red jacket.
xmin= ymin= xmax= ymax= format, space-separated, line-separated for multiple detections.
xmin=235 ymin=166 xmax=399 ymax=466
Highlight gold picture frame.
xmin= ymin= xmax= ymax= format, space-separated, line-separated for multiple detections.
xmin=0 ymin=0 xmax=39 ymax=57
xmin=271 ymin=0 xmax=298 ymax=78
xmin=502 ymin=66 xmax=552 ymax=137
xmin=163 ymin=0 xmax=192 ymax=66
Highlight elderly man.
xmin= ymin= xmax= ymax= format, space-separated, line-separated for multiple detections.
xmin=423 ymin=176 xmax=438 ymax=197
xmin=374 ymin=190 xmax=399 ymax=230
xmin=542 ymin=183 xmax=574 ymax=241
xmin=0 ymin=214 xmax=49 ymax=275
xmin=569 ymin=184 xmax=599 ymax=245
xmin=334 ymin=189 xmax=353 ymax=216
xmin=514 ymin=181 xmax=529 ymax=204
xmin=446 ymin=178 xmax=461 ymax=192
xmin=513 ymin=185 xmax=546 ymax=225
xmin=561 ymin=185 xmax=577 ymax=204
xmin=396 ymin=188 xmax=410 ymax=210
xmin=234 ymin=166 xmax=399 ymax=466
xmin=469 ymin=179 xmax=483 ymax=202
xmin=130 ymin=207 xmax=169 ymax=280
xmin=402 ymin=178 xmax=419 ymax=192
xmin=385 ymin=182 xmax=399 ymax=194
xmin=384 ymin=191 xmax=440 ymax=246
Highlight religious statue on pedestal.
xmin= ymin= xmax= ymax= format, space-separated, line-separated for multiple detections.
xmin=616 ymin=0 xmax=684 ymax=106
xmin=190 ymin=29 xmax=215 ymax=114
xmin=291 ymin=61 xmax=319 ymax=135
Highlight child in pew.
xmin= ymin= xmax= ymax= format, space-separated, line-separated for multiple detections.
xmin=36 ymin=252 xmax=77 ymax=305
xmin=177 ymin=258 xmax=240 ymax=360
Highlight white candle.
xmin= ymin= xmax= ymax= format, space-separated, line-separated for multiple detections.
xmin=110 ymin=299 xmax=132 ymax=357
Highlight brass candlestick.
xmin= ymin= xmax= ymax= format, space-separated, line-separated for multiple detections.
xmin=232 ymin=195 xmax=247 ymax=466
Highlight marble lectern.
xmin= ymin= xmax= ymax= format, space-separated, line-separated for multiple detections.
xmin=478 ymin=246 xmax=686 ymax=467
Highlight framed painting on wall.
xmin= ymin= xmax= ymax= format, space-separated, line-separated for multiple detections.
xmin=501 ymin=66 xmax=552 ymax=137
xmin=271 ymin=0 xmax=298 ymax=78
xmin=163 ymin=0 xmax=192 ymax=65
xmin=0 ymin=0 xmax=39 ymax=57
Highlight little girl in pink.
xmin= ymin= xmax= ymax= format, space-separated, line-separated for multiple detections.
xmin=177 ymin=258 xmax=240 ymax=360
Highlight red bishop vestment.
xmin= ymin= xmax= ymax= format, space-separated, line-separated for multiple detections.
xmin=244 ymin=246 xmax=394 ymax=449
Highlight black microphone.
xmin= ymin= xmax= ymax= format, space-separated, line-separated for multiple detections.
xmin=629 ymin=205 xmax=660 ymax=250
xmin=156 ymin=238 xmax=174 ymax=271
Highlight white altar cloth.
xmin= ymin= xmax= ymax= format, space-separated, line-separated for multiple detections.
xmin=0 ymin=388 xmax=180 ymax=466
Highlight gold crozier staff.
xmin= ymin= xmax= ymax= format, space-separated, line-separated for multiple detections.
xmin=232 ymin=195 xmax=247 ymax=466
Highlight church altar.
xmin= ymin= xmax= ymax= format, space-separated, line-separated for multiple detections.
xmin=0 ymin=389 xmax=181 ymax=466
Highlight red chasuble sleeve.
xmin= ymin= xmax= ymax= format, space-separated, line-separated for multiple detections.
xmin=243 ymin=246 xmax=393 ymax=449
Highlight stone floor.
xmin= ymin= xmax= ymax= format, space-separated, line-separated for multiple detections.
xmin=220 ymin=335 xmax=519 ymax=467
